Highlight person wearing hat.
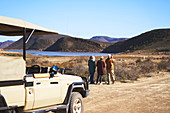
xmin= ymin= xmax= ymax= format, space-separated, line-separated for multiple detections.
xmin=88 ymin=56 xmax=96 ymax=84
xmin=96 ymin=56 xmax=105 ymax=85
xmin=105 ymin=54 xmax=116 ymax=84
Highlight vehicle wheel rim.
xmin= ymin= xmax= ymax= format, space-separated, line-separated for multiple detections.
xmin=73 ymin=98 xmax=81 ymax=113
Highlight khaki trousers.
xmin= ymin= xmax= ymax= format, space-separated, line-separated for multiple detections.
xmin=107 ymin=70 xmax=115 ymax=84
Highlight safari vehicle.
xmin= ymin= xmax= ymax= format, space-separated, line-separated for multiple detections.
xmin=0 ymin=16 xmax=89 ymax=113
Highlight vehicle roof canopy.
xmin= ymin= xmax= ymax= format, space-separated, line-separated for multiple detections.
xmin=0 ymin=16 xmax=58 ymax=36
xmin=0 ymin=16 xmax=58 ymax=81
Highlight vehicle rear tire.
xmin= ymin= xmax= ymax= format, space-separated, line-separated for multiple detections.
xmin=69 ymin=92 xmax=84 ymax=113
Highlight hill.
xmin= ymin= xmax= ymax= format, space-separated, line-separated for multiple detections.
xmin=102 ymin=29 xmax=170 ymax=53
xmin=90 ymin=36 xmax=127 ymax=43
xmin=45 ymin=37 xmax=107 ymax=52
xmin=6 ymin=34 xmax=107 ymax=52
xmin=0 ymin=40 xmax=14 ymax=49
xmin=6 ymin=34 xmax=67 ymax=50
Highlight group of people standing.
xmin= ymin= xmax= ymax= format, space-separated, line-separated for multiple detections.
xmin=88 ymin=54 xmax=115 ymax=85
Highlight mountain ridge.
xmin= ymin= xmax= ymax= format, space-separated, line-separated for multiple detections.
xmin=0 ymin=40 xmax=15 ymax=49
xmin=90 ymin=36 xmax=127 ymax=43
xmin=5 ymin=29 xmax=170 ymax=53
xmin=6 ymin=34 xmax=67 ymax=50
xmin=6 ymin=34 xmax=108 ymax=52
xmin=45 ymin=37 xmax=107 ymax=52
xmin=102 ymin=29 xmax=170 ymax=53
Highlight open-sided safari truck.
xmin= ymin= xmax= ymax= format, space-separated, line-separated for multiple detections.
xmin=0 ymin=16 xmax=89 ymax=113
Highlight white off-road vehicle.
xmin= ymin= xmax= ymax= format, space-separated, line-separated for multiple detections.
xmin=0 ymin=16 xmax=89 ymax=113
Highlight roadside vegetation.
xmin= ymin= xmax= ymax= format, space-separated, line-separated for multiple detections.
xmin=26 ymin=55 xmax=170 ymax=82
xmin=1 ymin=51 xmax=169 ymax=81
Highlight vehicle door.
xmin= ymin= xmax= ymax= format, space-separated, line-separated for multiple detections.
xmin=33 ymin=75 xmax=61 ymax=109
xmin=24 ymin=75 xmax=34 ymax=110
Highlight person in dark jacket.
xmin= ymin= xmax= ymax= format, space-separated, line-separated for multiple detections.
xmin=88 ymin=56 xmax=96 ymax=84
xmin=96 ymin=56 xmax=105 ymax=85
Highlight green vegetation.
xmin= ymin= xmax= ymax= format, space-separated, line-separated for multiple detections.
xmin=0 ymin=53 xmax=23 ymax=57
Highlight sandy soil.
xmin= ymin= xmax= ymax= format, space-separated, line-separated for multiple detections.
xmin=84 ymin=72 xmax=170 ymax=113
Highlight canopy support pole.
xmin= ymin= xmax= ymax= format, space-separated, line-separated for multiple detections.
xmin=23 ymin=28 xmax=26 ymax=61
xmin=23 ymin=29 xmax=35 ymax=61
xmin=25 ymin=29 xmax=35 ymax=43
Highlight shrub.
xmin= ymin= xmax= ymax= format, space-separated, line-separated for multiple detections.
xmin=127 ymin=68 xmax=139 ymax=80
xmin=136 ymin=58 xmax=142 ymax=64
xmin=26 ymin=58 xmax=40 ymax=66
xmin=115 ymin=67 xmax=129 ymax=80
xmin=114 ymin=58 xmax=160 ymax=81
xmin=26 ymin=58 xmax=53 ymax=67
xmin=41 ymin=60 xmax=53 ymax=67
xmin=72 ymin=63 xmax=89 ymax=78
xmin=115 ymin=66 xmax=139 ymax=81
xmin=157 ymin=60 xmax=169 ymax=71
xmin=137 ymin=59 xmax=158 ymax=75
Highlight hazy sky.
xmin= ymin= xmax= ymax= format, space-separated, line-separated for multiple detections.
xmin=0 ymin=0 xmax=170 ymax=42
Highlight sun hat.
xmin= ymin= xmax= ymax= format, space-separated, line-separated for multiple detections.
xmin=108 ymin=54 xmax=111 ymax=58
xmin=92 ymin=56 xmax=95 ymax=61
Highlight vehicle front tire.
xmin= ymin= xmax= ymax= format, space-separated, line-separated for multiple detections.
xmin=69 ymin=92 xmax=84 ymax=113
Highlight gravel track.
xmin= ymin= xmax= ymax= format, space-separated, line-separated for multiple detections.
xmin=84 ymin=72 xmax=170 ymax=113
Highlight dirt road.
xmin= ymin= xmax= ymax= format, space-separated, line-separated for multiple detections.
xmin=84 ymin=72 xmax=170 ymax=113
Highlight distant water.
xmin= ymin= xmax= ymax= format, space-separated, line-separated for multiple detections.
xmin=5 ymin=50 xmax=115 ymax=57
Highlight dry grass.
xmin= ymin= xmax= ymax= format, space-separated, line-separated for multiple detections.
xmin=26 ymin=55 xmax=169 ymax=82
xmin=1 ymin=51 xmax=169 ymax=81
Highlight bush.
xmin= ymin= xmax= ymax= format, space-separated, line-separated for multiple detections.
xmin=114 ymin=58 xmax=161 ymax=81
xmin=157 ymin=60 xmax=170 ymax=71
xmin=136 ymin=59 xmax=142 ymax=64
xmin=137 ymin=59 xmax=158 ymax=75
xmin=115 ymin=66 xmax=139 ymax=81
xmin=26 ymin=58 xmax=53 ymax=67
xmin=72 ymin=63 xmax=89 ymax=78
xmin=26 ymin=58 xmax=40 ymax=66
xmin=41 ymin=60 xmax=53 ymax=67
xmin=115 ymin=68 xmax=129 ymax=80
